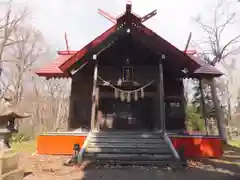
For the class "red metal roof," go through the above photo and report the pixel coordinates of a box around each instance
[57,2,200,72]
[57,50,78,55]
[35,3,223,78]
[35,50,223,78]
[35,54,74,77]
[59,25,117,71]
[189,54,223,77]
[58,24,201,72]
[194,65,223,76]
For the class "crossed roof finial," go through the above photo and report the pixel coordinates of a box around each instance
[98,1,157,24]
[126,0,132,13]
[126,0,132,5]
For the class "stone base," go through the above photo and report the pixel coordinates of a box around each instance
[0,149,23,180]
[1,168,24,180]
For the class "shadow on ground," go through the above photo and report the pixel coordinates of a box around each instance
[19,145,240,180]
[83,145,240,180]
[83,165,239,180]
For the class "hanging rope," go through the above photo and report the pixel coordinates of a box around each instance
[98,76,154,102]
[97,76,154,93]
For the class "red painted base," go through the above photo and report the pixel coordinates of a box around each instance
[170,135,223,158]
[36,134,87,155]
[36,134,223,158]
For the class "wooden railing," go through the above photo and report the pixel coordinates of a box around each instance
[77,132,92,163]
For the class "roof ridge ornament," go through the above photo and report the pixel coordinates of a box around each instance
[141,9,157,23]
[98,9,116,24]
[98,1,157,24]
[126,0,132,5]
[183,32,192,54]
[64,32,70,53]
[126,0,132,13]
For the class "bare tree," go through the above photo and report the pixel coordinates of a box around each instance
[5,25,44,105]
[221,58,236,124]
[183,79,192,104]
[0,1,71,136]
[194,0,240,143]
[0,0,27,98]
[26,77,70,134]
[45,78,70,131]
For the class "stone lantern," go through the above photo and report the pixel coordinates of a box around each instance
[0,97,29,149]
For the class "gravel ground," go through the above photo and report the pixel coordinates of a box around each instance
[20,145,240,180]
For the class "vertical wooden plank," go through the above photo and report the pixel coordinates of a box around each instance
[96,87,100,107]
[90,59,98,130]
[199,78,208,135]
[95,87,100,130]
[181,79,187,131]
[159,55,166,132]
[67,82,75,130]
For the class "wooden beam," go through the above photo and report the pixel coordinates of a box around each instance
[199,78,208,135]
[95,87,100,130]
[70,61,88,75]
[141,9,157,23]
[64,32,70,52]
[126,0,132,13]
[90,56,98,130]
[184,32,192,54]
[159,54,166,132]
[66,25,125,75]
[98,9,116,24]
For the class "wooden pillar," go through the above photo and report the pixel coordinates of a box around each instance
[159,54,166,133]
[181,80,187,131]
[95,87,100,130]
[90,55,98,130]
[199,78,208,135]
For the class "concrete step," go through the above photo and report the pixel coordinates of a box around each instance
[86,147,171,154]
[91,133,163,139]
[93,160,175,166]
[93,131,163,135]
[88,142,168,149]
[86,153,173,160]
[89,138,165,144]
[83,131,177,167]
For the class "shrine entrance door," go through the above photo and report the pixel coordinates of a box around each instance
[98,98,154,131]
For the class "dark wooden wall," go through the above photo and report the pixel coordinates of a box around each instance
[164,77,186,131]
[98,66,158,85]
[68,64,94,130]
[68,63,185,131]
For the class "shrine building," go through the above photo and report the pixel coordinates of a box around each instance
[35,2,223,164]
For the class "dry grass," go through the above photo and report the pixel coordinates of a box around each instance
[229,140,240,148]
[11,140,36,153]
